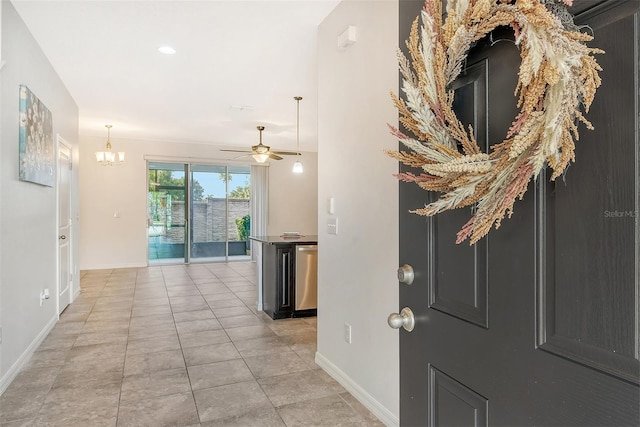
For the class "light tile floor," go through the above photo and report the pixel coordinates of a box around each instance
[0,262,384,426]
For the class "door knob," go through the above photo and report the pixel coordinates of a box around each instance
[59,235,66,240]
[387,307,415,332]
[397,264,414,285]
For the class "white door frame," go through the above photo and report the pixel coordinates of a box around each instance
[56,135,73,316]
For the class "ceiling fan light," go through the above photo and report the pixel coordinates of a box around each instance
[292,160,303,174]
[252,153,269,163]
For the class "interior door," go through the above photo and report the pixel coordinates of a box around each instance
[57,138,72,314]
[397,1,640,425]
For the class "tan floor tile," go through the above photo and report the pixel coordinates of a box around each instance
[54,355,124,386]
[124,349,185,376]
[128,322,176,340]
[243,351,311,379]
[193,380,272,423]
[178,329,230,349]
[131,304,172,317]
[172,309,215,323]
[171,301,210,313]
[0,388,48,423]
[4,366,60,394]
[116,392,199,427]
[36,380,121,425]
[120,368,191,402]
[3,263,381,427]
[183,342,241,366]
[211,306,253,318]
[188,359,253,390]
[206,298,246,309]
[128,313,175,328]
[66,342,127,363]
[131,297,170,308]
[25,349,69,369]
[175,319,222,334]
[126,333,181,355]
[73,331,129,347]
[233,336,291,358]
[37,334,77,351]
[276,394,369,427]
[225,325,276,342]
[217,314,262,329]
[200,407,285,427]
[339,392,386,427]
[258,370,345,407]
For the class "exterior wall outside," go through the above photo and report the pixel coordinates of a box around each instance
[0,0,79,388]
[163,198,250,242]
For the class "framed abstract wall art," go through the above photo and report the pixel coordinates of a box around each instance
[19,84,54,187]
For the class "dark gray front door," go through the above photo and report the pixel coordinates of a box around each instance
[397,1,640,425]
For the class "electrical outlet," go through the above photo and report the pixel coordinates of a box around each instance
[344,323,352,344]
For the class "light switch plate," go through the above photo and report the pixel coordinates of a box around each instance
[327,218,338,235]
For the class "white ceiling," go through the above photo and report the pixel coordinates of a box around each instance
[10,0,340,153]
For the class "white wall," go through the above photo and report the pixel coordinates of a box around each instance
[0,0,79,389]
[267,151,318,236]
[316,0,399,425]
[79,137,318,269]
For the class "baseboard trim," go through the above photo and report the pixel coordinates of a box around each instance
[0,315,58,394]
[79,261,147,271]
[315,351,399,427]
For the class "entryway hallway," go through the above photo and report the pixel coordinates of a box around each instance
[0,262,383,426]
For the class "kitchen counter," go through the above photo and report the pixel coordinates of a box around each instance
[250,235,318,319]
[250,235,318,245]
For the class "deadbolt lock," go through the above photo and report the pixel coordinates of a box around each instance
[397,264,414,285]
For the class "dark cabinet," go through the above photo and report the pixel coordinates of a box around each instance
[262,242,317,320]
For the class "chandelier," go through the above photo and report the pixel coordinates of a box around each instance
[95,124,124,166]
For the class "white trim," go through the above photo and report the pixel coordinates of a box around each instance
[0,316,57,394]
[315,351,399,427]
[143,154,270,167]
[80,261,147,271]
[56,135,74,316]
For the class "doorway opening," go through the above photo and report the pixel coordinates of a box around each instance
[147,162,251,265]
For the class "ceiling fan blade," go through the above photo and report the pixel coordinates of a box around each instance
[271,150,299,156]
[220,149,252,153]
[268,153,283,160]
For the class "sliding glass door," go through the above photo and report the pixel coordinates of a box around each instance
[225,166,251,260]
[148,162,251,264]
[147,163,188,264]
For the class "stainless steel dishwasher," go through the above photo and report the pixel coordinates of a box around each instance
[295,245,317,310]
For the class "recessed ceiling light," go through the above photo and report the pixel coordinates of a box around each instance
[158,46,176,55]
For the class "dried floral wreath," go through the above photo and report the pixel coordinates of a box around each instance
[385,0,603,244]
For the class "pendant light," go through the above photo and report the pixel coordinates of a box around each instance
[292,96,303,174]
[95,124,125,166]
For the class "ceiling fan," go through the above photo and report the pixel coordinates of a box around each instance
[221,125,298,163]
